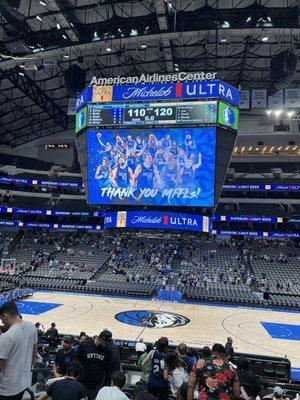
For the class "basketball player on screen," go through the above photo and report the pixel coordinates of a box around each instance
[110,157,134,188]
[180,151,202,189]
[94,158,111,187]
[134,153,161,189]
[160,154,181,189]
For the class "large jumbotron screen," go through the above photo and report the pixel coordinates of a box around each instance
[86,127,216,207]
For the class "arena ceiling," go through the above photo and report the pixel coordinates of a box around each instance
[0,0,299,147]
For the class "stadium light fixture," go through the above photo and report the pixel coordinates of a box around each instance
[246,17,251,22]
[293,146,297,150]
[262,36,269,42]
[274,110,282,117]
[106,47,112,52]
[62,34,67,39]
[286,111,295,118]
[220,21,230,28]
[130,29,138,36]
[140,44,147,49]
[266,110,272,115]
[56,22,61,30]
[39,1,46,6]
[220,38,227,42]
[18,71,24,76]
[36,15,43,22]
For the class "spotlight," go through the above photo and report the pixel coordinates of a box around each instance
[220,21,230,28]
[62,34,67,39]
[140,44,147,49]
[39,1,46,5]
[106,47,112,52]
[274,110,282,117]
[286,111,295,118]
[56,22,61,30]
[266,110,272,115]
[246,16,251,22]
[262,36,269,42]
[220,38,227,43]
[36,15,43,22]
[18,72,24,76]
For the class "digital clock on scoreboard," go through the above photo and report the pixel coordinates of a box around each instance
[87,101,217,127]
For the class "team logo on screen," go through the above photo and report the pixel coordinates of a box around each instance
[222,106,235,126]
[115,310,190,328]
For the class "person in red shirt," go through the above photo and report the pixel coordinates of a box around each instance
[187,343,240,400]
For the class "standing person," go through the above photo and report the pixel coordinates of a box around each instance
[0,301,38,400]
[101,330,121,373]
[164,352,189,399]
[236,357,260,400]
[37,363,87,400]
[225,337,234,359]
[138,343,153,390]
[187,343,240,400]
[78,330,113,400]
[95,371,129,400]
[177,343,195,374]
[46,322,59,346]
[141,337,169,400]
[136,338,147,357]
[53,336,77,377]
[35,322,45,344]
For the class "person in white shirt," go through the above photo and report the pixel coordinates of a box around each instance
[164,352,188,399]
[0,301,38,400]
[95,371,129,400]
[135,338,147,356]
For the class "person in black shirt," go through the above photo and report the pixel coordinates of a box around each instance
[78,330,113,400]
[225,337,234,359]
[46,322,59,346]
[37,363,87,400]
[101,330,121,372]
[54,336,77,377]
[236,357,261,399]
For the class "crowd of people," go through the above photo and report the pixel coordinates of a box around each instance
[0,300,294,400]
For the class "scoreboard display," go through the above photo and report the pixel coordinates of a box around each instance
[87,101,217,127]
[75,80,239,213]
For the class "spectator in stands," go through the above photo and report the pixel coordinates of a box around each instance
[95,371,129,400]
[2,191,11,204]
[164,352,189,399]
[187,343,240,400]
[102,330,121,372]
[37,362,87,400]
[0,301,38,400]
[136,338,147,357]
[138,343,154,390]
[201,346,212,359]
[177,343,195,373]
[263,386,284,400]
[46,322,59,346]
[78,330,113,400]
[54,336,77,377]
[141,336,169,400]
[236,357,260,400]
[35,322,45,343]
[225,337,234,359]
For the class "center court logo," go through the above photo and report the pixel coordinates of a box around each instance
[115,310,190,329]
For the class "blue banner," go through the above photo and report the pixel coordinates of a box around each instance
[103,212,118,228]
[112,81,239,107]
[213,215,278,223]
[124,211,211,233]
[76,86,93,111]
[214,229,300,238]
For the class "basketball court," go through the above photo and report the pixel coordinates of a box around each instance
[17,291,300,372]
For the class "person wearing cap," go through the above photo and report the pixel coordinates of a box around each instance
[77,330,113,400]
[102,330,121,373]
[53,336,77,378]
[263,386,284,400]
[187,343,240,400]
[0,301,38,400]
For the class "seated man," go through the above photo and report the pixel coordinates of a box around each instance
[95,371,129,400]
[37,363,86,400]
